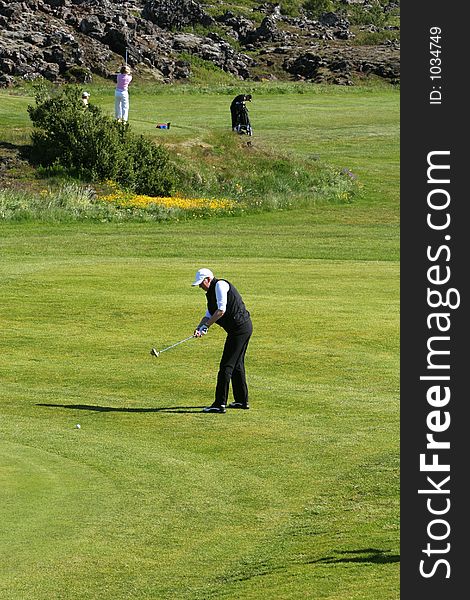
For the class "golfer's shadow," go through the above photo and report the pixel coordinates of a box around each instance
[311,548,400,565]
[37,403,206,414]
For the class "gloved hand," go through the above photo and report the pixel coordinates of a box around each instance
[194,324,208,337]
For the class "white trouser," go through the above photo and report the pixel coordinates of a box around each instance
[115,90,129,121]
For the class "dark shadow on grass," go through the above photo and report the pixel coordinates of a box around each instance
[0,141,32,160]
[212,548,399,586]
[310,548,400,565]
[37,403,207,414]
[0,141,21,151]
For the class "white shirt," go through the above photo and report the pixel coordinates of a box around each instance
[205,280,230,317]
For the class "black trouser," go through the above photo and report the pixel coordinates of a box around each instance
[230,104,238,128]
[215,320,252,407]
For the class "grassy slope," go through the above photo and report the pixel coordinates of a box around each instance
[0,84,399,599]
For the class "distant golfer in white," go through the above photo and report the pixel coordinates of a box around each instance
[81,91,90,107]
[114,65,133,122]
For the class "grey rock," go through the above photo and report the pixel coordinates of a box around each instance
[142,0,213,30]
[0,0,400,85]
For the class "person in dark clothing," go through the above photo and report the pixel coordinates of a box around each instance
[230,94,253,135]
[192,268,253,414]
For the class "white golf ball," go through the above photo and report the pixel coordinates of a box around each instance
[75,424,81,429]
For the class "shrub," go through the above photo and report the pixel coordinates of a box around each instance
[124,135,176,196]
[27,85,175,196]
[347,2,388,27]
[63,66,93,83]
[352,29,399,46]
[278,1,301,17]
[302,0,333,18]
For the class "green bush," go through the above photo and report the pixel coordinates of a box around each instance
[347,2,388,27]
[63,66,93,83]
[278,0,302,17]
[302,0,333,18]
[124,135,176,197]
[352,29,399,46]
[27,85,175,196]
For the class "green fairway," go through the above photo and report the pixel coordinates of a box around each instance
[0,84,399,599]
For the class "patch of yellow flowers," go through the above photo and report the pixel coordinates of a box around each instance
[99,184,234,212]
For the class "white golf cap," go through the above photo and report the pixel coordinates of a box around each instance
[191,268,214,286]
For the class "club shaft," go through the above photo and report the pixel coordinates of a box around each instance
[158,335,194,354]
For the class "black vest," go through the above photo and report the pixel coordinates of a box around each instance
[206,278,251,332]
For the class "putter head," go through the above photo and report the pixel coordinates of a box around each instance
[150,348,160,358]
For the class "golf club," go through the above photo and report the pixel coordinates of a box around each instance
[124,22,128,65]
[150,335,195,358]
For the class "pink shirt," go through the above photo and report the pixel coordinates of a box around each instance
[116,73,132,92]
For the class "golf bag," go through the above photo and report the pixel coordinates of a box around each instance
[230,95,253,136]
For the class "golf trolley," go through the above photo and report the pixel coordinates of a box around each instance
[231,95,253,136]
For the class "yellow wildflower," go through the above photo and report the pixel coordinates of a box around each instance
[98,191,235,211]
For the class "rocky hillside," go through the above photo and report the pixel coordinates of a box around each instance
[0,0,399,87]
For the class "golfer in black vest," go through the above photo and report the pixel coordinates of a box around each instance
[192,268,252,413]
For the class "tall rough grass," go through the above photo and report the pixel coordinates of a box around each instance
[171,131,361,209]
[1,116,360,223]
[0,185,109,222]
[0,159,359,223]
